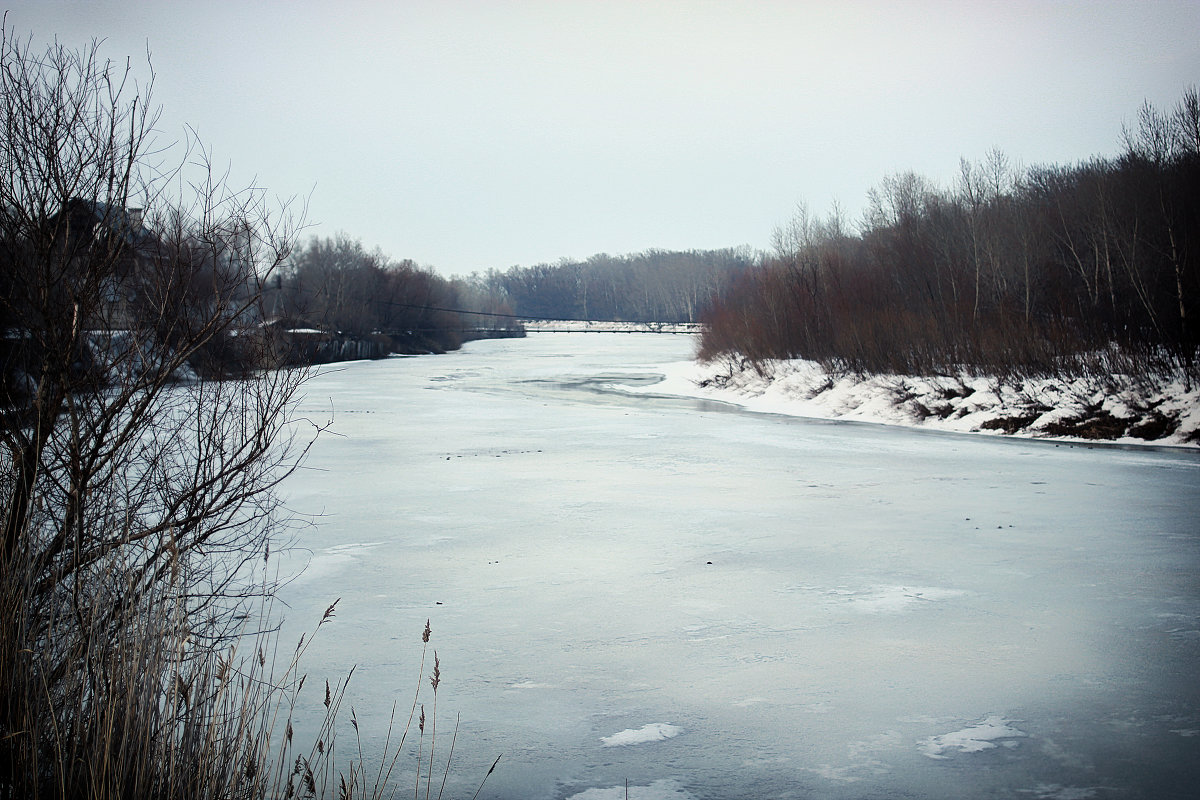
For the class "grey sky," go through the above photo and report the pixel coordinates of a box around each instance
[6,1,1199,276]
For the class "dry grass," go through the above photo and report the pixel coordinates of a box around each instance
[0,551,499,800]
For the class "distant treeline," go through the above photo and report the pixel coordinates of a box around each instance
[701,89,1200,383]
[470,248,756,323]
[264,234,522,359]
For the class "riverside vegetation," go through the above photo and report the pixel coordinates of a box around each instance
[0,26,498,799]
[696,90,1200,442]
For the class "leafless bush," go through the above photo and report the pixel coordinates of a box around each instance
[0,26,503,799]
[0,23,329,798]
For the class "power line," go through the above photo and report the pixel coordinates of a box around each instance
[273,285,693,325]
[383,301,693,326]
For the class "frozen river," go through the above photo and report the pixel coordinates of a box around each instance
[276,333,1200,800]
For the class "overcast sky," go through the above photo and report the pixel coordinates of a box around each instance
[7,1,1199,275]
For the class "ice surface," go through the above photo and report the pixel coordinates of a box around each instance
[565,779,696,800]
[276,333,1200,799]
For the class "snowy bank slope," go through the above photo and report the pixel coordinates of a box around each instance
[629,358,1200,448]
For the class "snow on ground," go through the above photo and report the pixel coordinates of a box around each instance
[627,356,1200,447]
[522,320,703,334]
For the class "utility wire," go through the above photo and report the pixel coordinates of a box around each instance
[272,284,694,325]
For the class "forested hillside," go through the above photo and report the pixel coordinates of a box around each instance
[700,90,1200,385]
[474,248,755,322]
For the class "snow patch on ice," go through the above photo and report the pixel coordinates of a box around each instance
[804,731,903,783]
[791,584,965,614]
[846,585,965,613]
[802,701,836,714]
[807,763,865,783]
[601,723,682,746]
[289,541,384,584]
[918,715,1028,759]
[1025,784,1101,799]
[565,778,696,800]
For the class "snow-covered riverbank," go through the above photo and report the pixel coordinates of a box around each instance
[632,356,1200,448]
[522,320,703,334]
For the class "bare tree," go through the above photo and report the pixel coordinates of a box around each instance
[1122,95,1197,369]
[1173,86,1200,157]
[0,24,311,796]
[703,90,1200,387]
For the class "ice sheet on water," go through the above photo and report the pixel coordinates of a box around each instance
[276,334,1200,797]
[918,715,1028,759]
[600,723,682,746]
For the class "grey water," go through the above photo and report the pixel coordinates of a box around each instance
[276,332,1200,800]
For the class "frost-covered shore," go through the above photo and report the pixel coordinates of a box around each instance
[632,357,1200,448]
